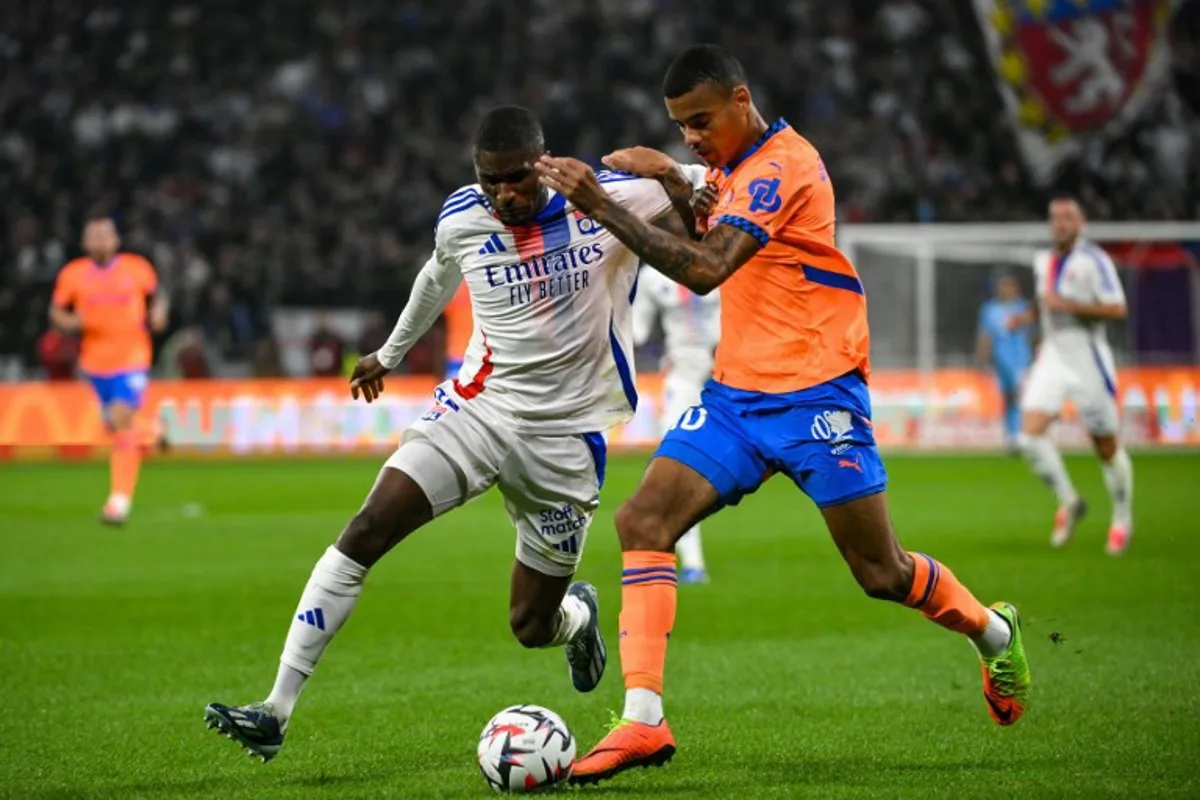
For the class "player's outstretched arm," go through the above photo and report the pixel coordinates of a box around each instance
[352,250,461,403]
[148,294,170,332]
[1044,294,1126,321]
[536,156,760,295]
[48,303,82,333]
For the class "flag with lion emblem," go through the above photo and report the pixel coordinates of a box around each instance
[972,0,1179,184]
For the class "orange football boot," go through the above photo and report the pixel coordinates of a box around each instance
[570,718,676,786]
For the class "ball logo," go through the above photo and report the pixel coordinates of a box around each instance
[747,177,782,214]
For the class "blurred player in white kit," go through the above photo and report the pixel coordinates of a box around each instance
[632,268,720,583]
[1015,197,1134,555]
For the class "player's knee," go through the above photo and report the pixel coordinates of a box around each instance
[1093,436,1118,462]
[852,552,914,603]
[107,403,135,430]
[509,606,554,649]
[1021,413,1050,437]
[613,499,673,553]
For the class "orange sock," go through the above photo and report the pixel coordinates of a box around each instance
[619,551,678,695]
[904,552,990,637]
[110,429,142,500]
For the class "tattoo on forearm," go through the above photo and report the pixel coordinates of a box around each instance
[658,169,698,238]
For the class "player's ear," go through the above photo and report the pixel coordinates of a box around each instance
[732,85,752,112]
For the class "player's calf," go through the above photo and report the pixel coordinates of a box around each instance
[843,544,914,603]
[509,602,561,648]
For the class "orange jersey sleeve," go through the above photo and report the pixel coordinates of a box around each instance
[707,122,870,394]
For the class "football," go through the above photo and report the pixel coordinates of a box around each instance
[476,704,576,793]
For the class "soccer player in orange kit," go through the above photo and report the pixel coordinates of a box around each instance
[50,214,168,525]
[535,44,1033,785]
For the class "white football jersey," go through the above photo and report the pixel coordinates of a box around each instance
[434,172,674,435]
[1032,239,1125,357]
[631,267,720,384]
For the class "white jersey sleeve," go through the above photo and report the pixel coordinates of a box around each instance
[377,240,463,369]
[596,170,673,221]
[677,163,710,189]
[1078,244,1126,306]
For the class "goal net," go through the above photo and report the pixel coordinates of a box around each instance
[838,222,1200,450]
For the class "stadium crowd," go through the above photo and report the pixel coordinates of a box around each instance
[2,0,1197,377]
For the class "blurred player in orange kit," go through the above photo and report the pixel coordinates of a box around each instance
[536,44,1033,785]
[49,213,169,525]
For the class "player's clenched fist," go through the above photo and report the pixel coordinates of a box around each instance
[691,183,719,234]
[535,156,608,215]
[349,352,388,403]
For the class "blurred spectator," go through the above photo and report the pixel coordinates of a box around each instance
[0,0,1195,376]
[36,328,78,381]
[307,315,345,377]
[356,311,389,357]
[159,327,215,378]
[253,336,286,378]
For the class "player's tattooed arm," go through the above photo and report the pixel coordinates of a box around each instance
[536,155,759,294]
[657,166,701,239]
[638,217,758,292]
[602,147,704,239]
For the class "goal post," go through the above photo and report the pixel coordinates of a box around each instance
[837,222,1200,449]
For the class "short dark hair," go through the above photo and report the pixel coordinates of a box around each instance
[473,105,544,154]
[84,206,114,224]
[662,44,747,99]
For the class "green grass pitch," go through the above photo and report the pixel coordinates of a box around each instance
[2,452,1199,799]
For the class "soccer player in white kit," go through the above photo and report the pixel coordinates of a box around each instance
[1016,197,1134,555]
[631,268,720,582]
[203,106,705,762]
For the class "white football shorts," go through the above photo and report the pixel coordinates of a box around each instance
[384,382,605,577]
[1021,341,1120,435]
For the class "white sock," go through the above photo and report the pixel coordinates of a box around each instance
[107,494,131,514]
[547,592,591,647]
[623,687,664,725]
[266,545,368,725]
[676,526,706,572]
[970,609,1013,658]
[1020,433,1078,507]
[1102,448,1134,528]
[265,663,306,727]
